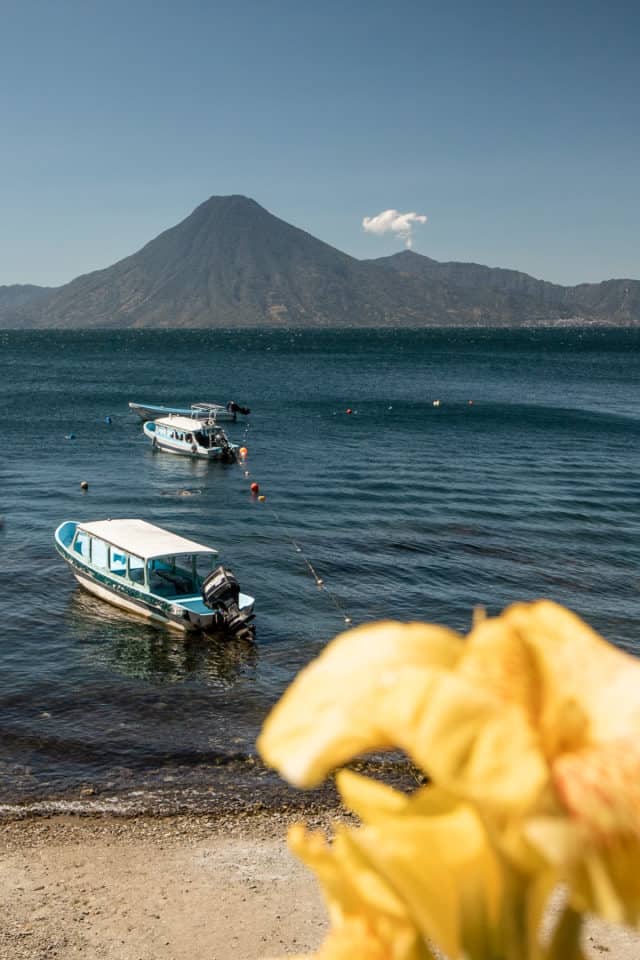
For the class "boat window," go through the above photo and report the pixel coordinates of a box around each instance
[195,554,215,584]
[109,548,128,577]
[148,556,175,593]
[91,538,109,569]
[174,555,196,592]
[147,555,194,595]
[74,530,91,559]
[128,554,145,585]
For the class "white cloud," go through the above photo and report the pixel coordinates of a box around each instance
[362,209,428,249]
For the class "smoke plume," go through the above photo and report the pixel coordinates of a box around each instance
[362,209,428,249]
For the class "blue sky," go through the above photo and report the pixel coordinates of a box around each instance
[1,0,638,286]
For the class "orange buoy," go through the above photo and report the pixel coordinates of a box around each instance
[239,446,248,457]
[250,482,260,494]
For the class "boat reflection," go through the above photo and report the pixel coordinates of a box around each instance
[143,441,240,481]
[66,590,257,685]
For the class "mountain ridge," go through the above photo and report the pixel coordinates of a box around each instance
[2,197,638,328]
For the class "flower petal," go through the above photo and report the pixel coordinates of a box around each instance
[332,772,506,959]
[258,621,463,787]
[345,795,502,958]
[289,823,431,960]
[501,601,640,754]
[336,769,457,824]
[395,671,548,815]
[524,815,640,927]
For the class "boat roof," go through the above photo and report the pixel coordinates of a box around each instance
[153,415,219,430]
[77,519,218,560]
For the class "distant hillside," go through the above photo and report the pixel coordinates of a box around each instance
[1,197,638,328]
[374,250,640,325]
[0,284,52,312]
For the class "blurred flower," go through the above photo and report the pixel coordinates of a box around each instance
[284,771,505,960]
[259,602,640,926]
[287,820,427,960]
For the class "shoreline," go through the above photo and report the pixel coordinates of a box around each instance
[1,810,640,960]
[0,756,420,822]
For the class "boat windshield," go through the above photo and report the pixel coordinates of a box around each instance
[147,554,216,595]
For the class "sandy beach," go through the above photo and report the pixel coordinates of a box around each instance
[0,812,329,960]
[1,812,640,960]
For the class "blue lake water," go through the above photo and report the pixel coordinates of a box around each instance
[1,327,639,814]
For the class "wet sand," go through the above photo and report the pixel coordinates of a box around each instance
[1,812,639,960]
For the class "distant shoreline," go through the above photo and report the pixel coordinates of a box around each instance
[2,321,639,331]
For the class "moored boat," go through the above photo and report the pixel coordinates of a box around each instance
[143,416,239,460]
[129,400,250,422]
[55,518,255,635]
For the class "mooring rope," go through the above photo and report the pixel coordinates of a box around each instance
[234,425,353,628]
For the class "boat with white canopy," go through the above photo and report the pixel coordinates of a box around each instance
[143,416,239,460]
[55,518,255,635]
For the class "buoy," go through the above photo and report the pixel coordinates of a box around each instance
[346,408,353,415]
[258,494,266,502]
[239,446,248,458]
[250,482,260,494]
[468,400,474,405]
[80,480,89,490]
[432,400,441,407]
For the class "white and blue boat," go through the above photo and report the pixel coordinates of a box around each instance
[143,415,239,460]
[55,518,255,635]
[129,400,250,422]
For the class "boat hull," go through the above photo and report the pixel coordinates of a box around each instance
[73,570,189,630]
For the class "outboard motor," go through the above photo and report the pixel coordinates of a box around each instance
[201,565,254,636]
[226,400,251,416]
[214,429,237,462]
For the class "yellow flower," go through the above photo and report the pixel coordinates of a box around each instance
[335,772,505,960]
[258,602,640,925]
[287,772,503,960]
[257,619,548,813]
[286,817,431,960]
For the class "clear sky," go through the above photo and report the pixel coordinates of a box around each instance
[1,0,638,287]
